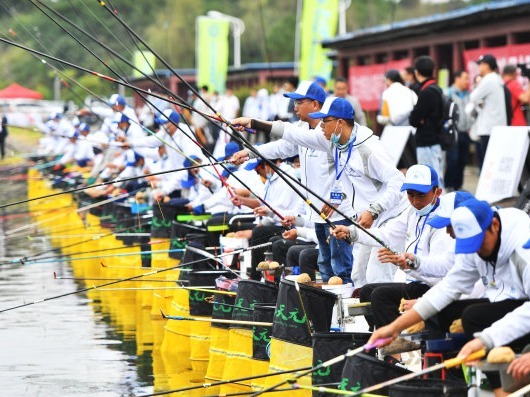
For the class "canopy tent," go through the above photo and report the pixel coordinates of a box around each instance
[0,83,43,99]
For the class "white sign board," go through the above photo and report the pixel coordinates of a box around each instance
[379,126,415,166]
[475,126,530,203]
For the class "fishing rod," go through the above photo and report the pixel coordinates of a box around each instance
[249,339,389,397]
[94,2,380,250]
[23,247,185,265]
[348,349,486,396]
[160,310,272,327]
[0,160,230,210]
[0,241,271,313]
[135,368,309,397]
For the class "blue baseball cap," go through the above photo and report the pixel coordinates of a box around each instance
[523,238,530,249]
[400,164,439,194]
[451,199,494,254]
[155,109,180,125]
[113,113,130,124]
[284,80,326,104]
[428,191,475,228]
[314,76,327,86]
[244,158,264,171]
[183,155,201,168]
[308,96,354,120]
[77,122,90,133]
[108,94,126,107]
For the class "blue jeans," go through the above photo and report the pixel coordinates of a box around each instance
[314,219,354,284]
[445,132,471,190]
[416,144,445,189]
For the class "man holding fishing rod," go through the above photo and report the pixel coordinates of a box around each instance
[231,94,408,286]
[365,198,530,396]
[230,81,357,284]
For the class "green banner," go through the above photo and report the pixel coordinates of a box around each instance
[132,50,156,78]
[196,16,230,93]
[299,0,339,83]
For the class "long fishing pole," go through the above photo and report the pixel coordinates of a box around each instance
[0,241,269,313]
[249,339,390,397]
[0,160,229,210]
[160,311,273,327]
[93,1,334,227]
[135,367,312,397]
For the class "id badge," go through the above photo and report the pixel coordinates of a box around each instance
[330,184,343,206]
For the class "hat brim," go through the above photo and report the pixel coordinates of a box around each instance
[400,183,433,193]
[308,111,327,119]
[427,215,451,229]
[455,231,485,254]
[244,161,262,171]
[283,92,307,100]
[523,238,530,249]
[155,117,170,124]
[181,178,195,189]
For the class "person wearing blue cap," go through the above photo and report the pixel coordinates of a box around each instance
[368,198,530,395]
[108,93,139,124]
[230,81,357,284]
[333,165,456,355]
[123,108,204,200]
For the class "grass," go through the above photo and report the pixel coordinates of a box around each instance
[0,126,42,166]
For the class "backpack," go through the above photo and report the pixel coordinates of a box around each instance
[427,85,460,150]
[503,83,513,125]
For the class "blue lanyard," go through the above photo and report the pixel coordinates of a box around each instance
[334,143,354,181]
[264,177,272,201]
[413,200,440,255]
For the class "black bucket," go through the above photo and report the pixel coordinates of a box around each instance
[272,280,337,347]
[389,379,468,397]
[232,280,278,330]
[211,291,237,330]
[311,332,371,395]
[177,233,216,284]
[252,304,276,361]
[188,270,230,316]
[151,203,179,238]
[114,203,134,246]
[168,220,198,260]
[339,353,411,395]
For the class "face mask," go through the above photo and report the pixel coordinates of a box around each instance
[161,154,168,161]
[293,168,301,180]
[331,122,357,152]
[414,194,436,216]
[329,122,342,146]
[265,172,273,180]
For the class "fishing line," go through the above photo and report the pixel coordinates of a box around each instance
[0,241,271,313]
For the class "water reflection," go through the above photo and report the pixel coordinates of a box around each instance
[0,168,153,397]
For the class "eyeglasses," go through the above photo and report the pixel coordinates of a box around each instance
[321,117,337,125]
[294,99,312,106]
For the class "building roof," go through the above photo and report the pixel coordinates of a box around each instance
[323,0,530,49]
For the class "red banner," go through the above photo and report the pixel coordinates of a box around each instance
[348,59,411,112]
[463,43,530,89]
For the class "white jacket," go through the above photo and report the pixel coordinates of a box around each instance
[275,121,409,223]
[353,202,454,287]
[414,208,530,348]
[251,121,356,223]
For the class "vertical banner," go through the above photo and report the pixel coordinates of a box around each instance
[196,16,230,93]
[132,50,156,78]
[299,0,339,82]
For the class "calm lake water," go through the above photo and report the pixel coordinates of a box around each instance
[0,166,153,397]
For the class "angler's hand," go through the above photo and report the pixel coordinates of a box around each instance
[331,225,350,240]
[201,179,213,188]
[230,195,243,207]
[253,206,270,217]
[230,117,252,131]
[281,215,295,228]
[399,299,417,312]
[367,324,400,348]
[357,210,375,228]
[321,203,335,218]
[457,338,485,361]
[282,228,298,240]
[230,149,250,165]
[508,351,530,381]
[378,249,414,269]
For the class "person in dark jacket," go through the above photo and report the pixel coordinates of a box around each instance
[0,114,8,159]
[409,56,444,188]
